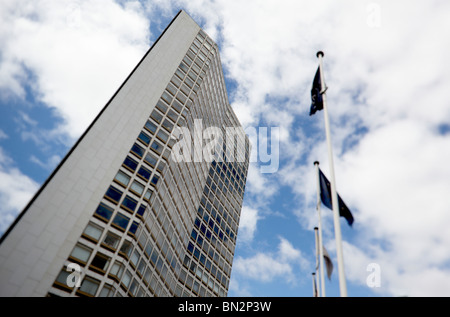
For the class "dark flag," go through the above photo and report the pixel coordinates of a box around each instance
[318,168,354,226]
[312,273,318,297]
[322,246,334,280]
[310,67,323,116]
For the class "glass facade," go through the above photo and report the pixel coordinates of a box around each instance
[49,29,249,297]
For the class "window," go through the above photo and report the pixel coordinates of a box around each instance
[162,149,170,161]
[131,143,145,158]
[137,258,146,276]
[150,110,163,124]
[69,244,92,265]
[82,222,103,242]
[187,242,194,254]
[143,267,152,285]
[175,69,185,80]
[112,212,130,231]
[89,252,111,274]
[151,175,159,186]
[161,119,174,132]
[156,129,169,143]
[137,165,151,181]
[187,70,197,83]
[167,109,178,122]
[53,269,72,291]
[121,270,132,289]
[128,221,139,237]
[101,231,120,251]
[136,204,146,218]
[145,120,157,134]
[180,84,190,97]
[130,250,140,268]
[171,74,182,87]
[99,284,115,297]
[167,83,177,96]
[178,117,186,127]
[161,91,173,104]
[121,195,138,213]
[138,131,151,145]
[172,99,183,113]
[138,230,147,249]
[123,156,138,172]
[185,76,194,88]
[190,43,199,54]
[114,170,130,187]
[104,185,123,204]
[78,277,100,297]
[144,241,153,258]
[144,152,158,167]
[119,240,133,258]
[191,62,200,74]
[129,279,138,296]
[143,189,153,202]
[155,100,168,114]
[183,55,192,66]
[130,181,144,196]
[150,140,163,155]
[94,203,114,222]
[156,161,166,173]
[194,247,200,259]
[179,62,189,73]
[109,261,124,281]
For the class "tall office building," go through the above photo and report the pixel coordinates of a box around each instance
[0,10,250,297]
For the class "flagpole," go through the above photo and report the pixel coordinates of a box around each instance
[313,227,322,297]
[316,51,348,297]
[314,162,326,297]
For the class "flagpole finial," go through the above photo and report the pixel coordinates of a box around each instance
[316,51,324,58]
[314,161,320,166]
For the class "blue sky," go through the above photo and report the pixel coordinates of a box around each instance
[2,0,450,297]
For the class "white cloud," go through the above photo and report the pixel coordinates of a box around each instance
[0,130,8,140]
[0,0,150,140]
[336,118,450,296]
[0,148,39,235]
[237,205,261,243]
[233,237,309,285]
[245,163,278,198]
[30,154,62,171]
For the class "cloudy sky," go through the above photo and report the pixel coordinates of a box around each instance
[1,0,450,297]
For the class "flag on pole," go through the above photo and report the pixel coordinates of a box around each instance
[312,273,318,297]
[318,167,354,226]
[322,246,334,280]
[316,226,334,281]
[309,67,323,116]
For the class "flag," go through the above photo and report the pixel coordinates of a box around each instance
[318,168,354,226]
[312,273,318,297]
[322,246,334,280]
[309,67,323,116]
